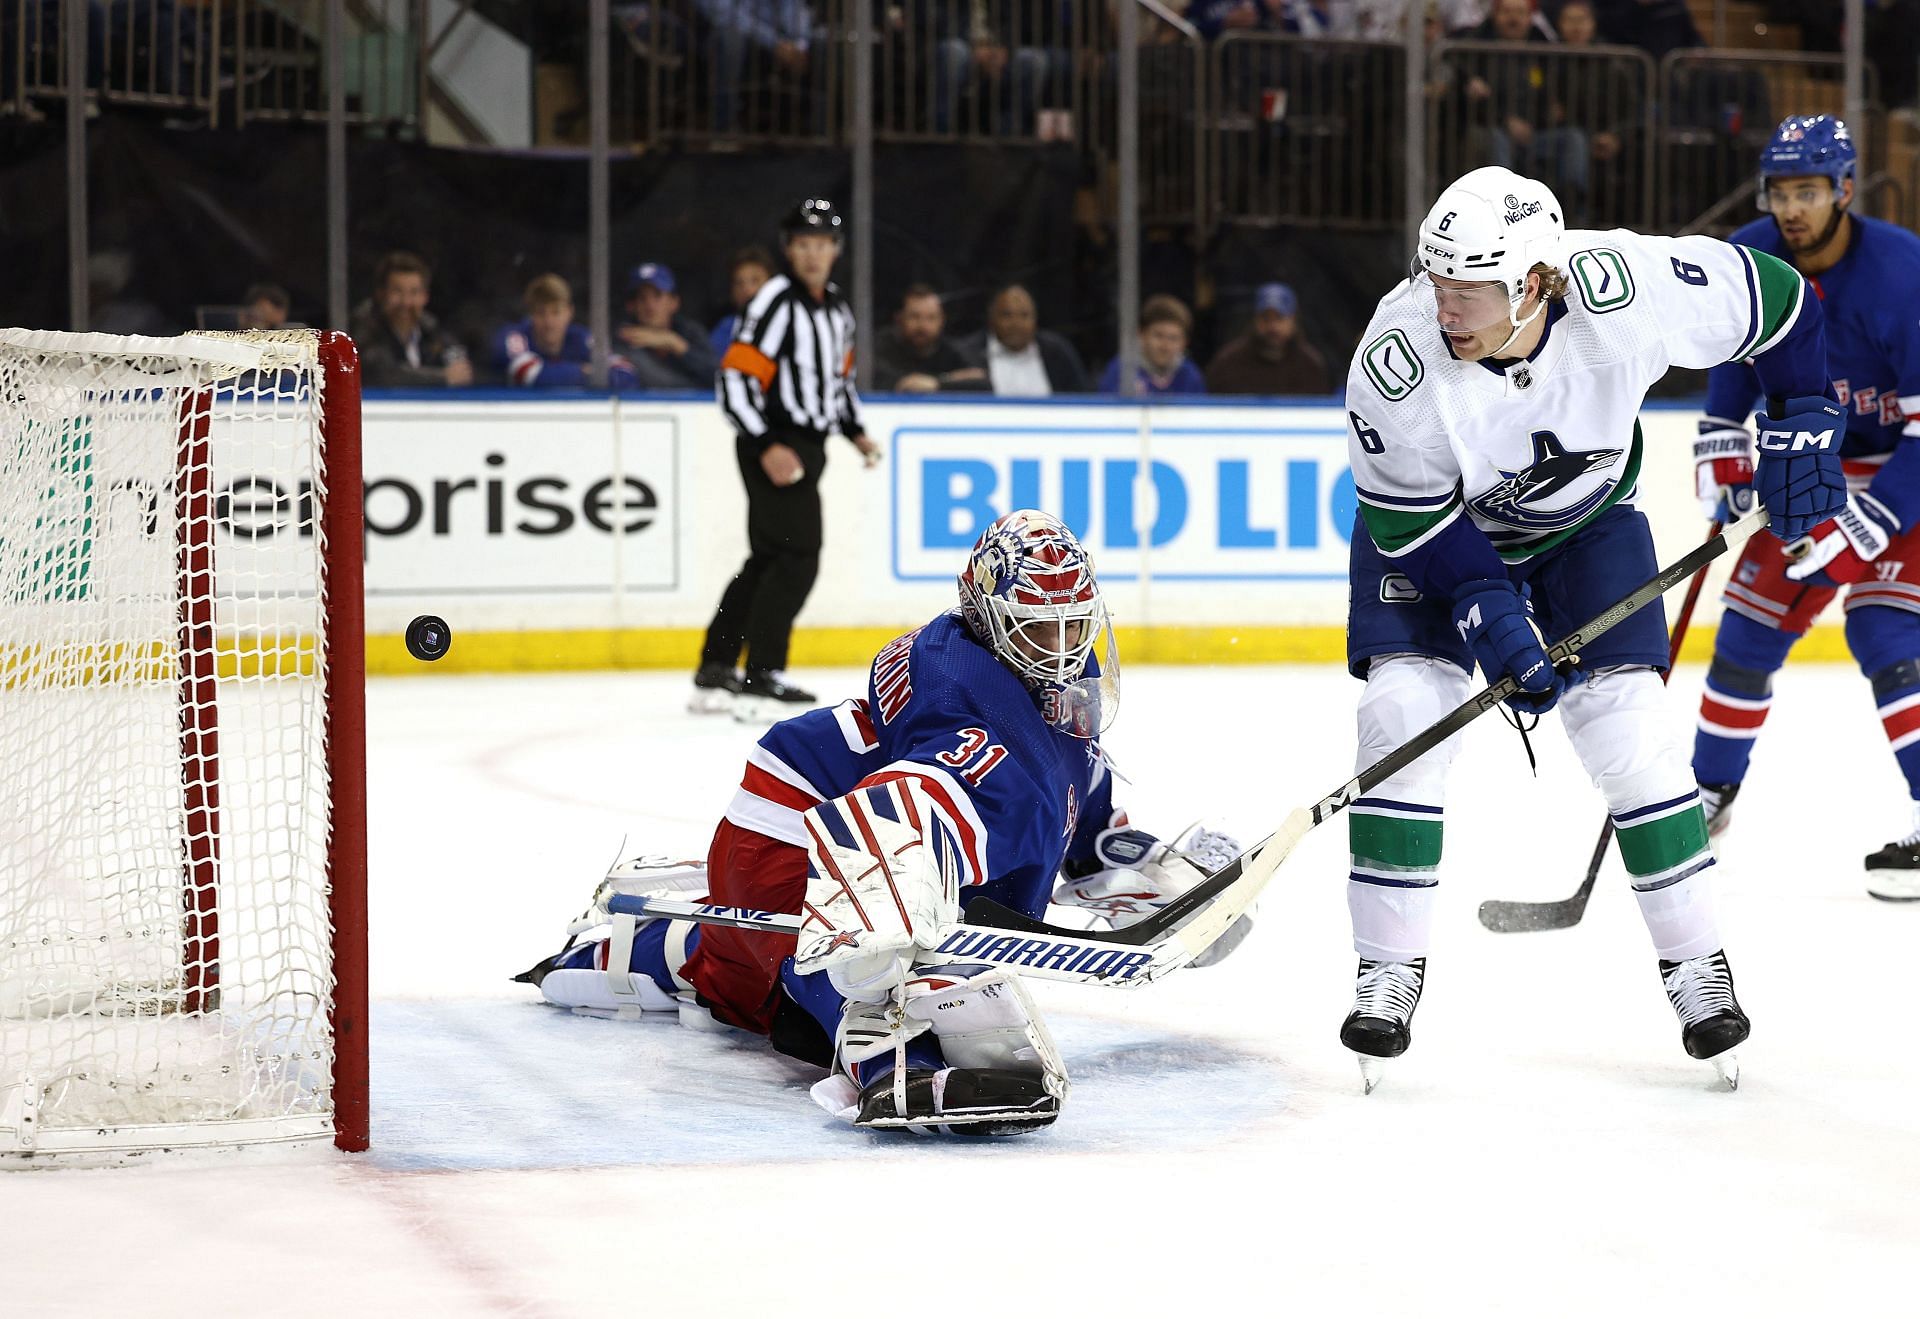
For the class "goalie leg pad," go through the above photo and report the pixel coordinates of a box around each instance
[812,965,1070,1136]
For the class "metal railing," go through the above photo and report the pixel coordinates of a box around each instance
[1210,34,1405,231]
[1656,50,1880,234]
[1425,40,1655,232]
[4,0,422,129]
[6,0,220,114]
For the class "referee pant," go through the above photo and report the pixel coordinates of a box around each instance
[700,432,827,673]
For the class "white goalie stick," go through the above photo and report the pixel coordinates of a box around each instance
[614,510,1768,989]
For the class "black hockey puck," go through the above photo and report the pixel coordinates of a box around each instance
[405,615,452,662]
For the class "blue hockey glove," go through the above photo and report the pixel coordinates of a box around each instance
[1753,394,1846,541]
[1451,579,1566,714]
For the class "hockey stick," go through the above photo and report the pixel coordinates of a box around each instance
[959,508,1772,959]
[1476,518,1724,934]
[615,512,1767,989]
[601,892,1185,989]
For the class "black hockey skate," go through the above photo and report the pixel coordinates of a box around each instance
[1339,957,1427,1094]
[854,1067,1060,1137]
[687,663,743,714]
[1865,834,1920,902]
[1659,950,1749,1088]
[1698,782,1740,840]
[734,670,819,723]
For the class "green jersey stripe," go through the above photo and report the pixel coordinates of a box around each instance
[1746,248,1807,360]
[1360,496,1463,557]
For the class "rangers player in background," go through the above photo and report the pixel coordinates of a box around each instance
[1689,116,1920,902]
[1339,165,1844,1087]
[520,511,1244,1135]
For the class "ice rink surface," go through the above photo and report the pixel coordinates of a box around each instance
[9,660,1920,1316]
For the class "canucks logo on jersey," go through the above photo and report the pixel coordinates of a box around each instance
[1467,430,1624,533]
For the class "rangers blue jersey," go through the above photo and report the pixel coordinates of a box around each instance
[1707,215,1920,517]
[491,319,638,389]
[724,612,1116,921]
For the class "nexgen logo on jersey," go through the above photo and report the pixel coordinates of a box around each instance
[1757,427,1838,451]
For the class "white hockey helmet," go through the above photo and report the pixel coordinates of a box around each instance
[1415,166,1565,304]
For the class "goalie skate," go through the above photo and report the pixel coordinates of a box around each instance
[853,1067,1060,1136]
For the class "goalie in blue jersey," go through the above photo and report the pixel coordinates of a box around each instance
[518,510,1246,1135]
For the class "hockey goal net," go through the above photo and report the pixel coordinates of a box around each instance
[0,328,366,1160]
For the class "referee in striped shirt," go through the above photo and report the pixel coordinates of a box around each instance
[693,198,882,717]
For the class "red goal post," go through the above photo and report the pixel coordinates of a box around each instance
[0,328,366,1161]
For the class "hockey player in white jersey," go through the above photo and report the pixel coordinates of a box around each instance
[1339,165,1846,1088]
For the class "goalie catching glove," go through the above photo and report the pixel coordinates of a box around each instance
[794,778,964,1002]
[1052,820,1254,968]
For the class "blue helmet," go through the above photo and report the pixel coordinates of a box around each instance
[1758,115,1856,196]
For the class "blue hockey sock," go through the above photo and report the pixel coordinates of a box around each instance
[1868,662,1920,801]
[1849,610,1920,803]
[1693,615,1794,785]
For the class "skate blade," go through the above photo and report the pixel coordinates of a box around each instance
[1357,1055,1385,1095]
[1711,1052,1740,1091]
[1865,873,1920,901]
[687,689,735,715]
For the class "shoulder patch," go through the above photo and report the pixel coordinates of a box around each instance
[1361,328,1425,401]
[1569,248,1636,314]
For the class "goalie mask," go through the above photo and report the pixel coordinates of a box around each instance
[1412,166,1564,358]
[957,509,1120,738]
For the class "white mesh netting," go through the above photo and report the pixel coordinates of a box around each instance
[0,329,346,1158]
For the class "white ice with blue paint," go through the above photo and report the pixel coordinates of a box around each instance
[8,663,1919,1316]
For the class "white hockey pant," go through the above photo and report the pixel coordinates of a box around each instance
[1560,667,1722,961]
[1347,655,1471,963]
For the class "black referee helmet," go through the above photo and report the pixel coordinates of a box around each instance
[781,198,844,243]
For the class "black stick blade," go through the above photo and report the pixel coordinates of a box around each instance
[1476,895,1592,933]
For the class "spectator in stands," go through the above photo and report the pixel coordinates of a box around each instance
[710,247,777,359]
[1100,295,1206,396]
[962,284,1090,396]
[1591,0,1700,61]
[1184,1,1280,39]
[933,0,1062,134]
[871,284,989,392]
[242,284,291,330]
[699,0,821,135]
[1553,0,1644,220]
[352,252,473,389]
[1204,283,1331,396]
[617,262,717,390]
[493,274,638,390]
[1458,0,1590,220]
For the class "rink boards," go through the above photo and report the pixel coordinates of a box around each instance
[196,391,1850,672]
